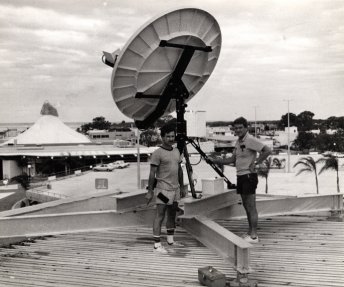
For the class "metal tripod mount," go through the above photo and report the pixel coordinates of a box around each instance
[135,40,235,198]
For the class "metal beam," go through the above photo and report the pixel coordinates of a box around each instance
[180,216,252,274]
[181,190,240,217]
[209,193,344,220]
[0,190,120,217]
[112,190,148,211]
[0,208,155,244]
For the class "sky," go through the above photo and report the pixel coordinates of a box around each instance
[1,0,344,124]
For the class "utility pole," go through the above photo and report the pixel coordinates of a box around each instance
[283,99,292,173]
[287,101,290,173]
[136,129,141,189]
[254,106,257,137]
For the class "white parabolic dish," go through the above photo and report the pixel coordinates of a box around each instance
[111,8,222,122]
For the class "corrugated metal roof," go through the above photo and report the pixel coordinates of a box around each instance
[0,216,343,287]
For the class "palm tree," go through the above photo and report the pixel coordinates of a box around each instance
[257,157,272,194]
[318,155,341,193]
[293,156,320,194]
[272,157,286,169]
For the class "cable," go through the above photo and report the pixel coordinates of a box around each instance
[186,141,202,166]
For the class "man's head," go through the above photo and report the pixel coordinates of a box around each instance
[233,117,248,139]
[160,124,176,147]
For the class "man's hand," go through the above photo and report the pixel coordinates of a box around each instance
[250,161,264,173]
[206,156,216,164]
[249,162,266,172]
[180,187,187,198]
[145,190,154,205]
[249,162,256,173]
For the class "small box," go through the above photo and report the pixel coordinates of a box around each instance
[185,110,207,138]
[202,178,224,195]
[95,178,108,189]
[198,266,226,287]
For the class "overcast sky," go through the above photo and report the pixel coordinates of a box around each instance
[1,0,344,123]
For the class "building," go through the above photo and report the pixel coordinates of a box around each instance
[0,103,154,180]
[87,127,135,144]
[0,128,20,141]
[272,126,298,146]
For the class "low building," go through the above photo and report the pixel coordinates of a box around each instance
[88,128,135,144]
[207,126,234,137]
[0,128,20,140]
[270,126,298,146]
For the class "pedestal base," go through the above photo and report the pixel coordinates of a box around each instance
[227,273,258,287]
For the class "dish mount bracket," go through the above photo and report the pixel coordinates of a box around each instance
[135,41,235,198]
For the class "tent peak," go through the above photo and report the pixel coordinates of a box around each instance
[41,101,58,117]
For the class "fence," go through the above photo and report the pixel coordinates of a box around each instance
[26,168,89,203]
[26,186,69,203]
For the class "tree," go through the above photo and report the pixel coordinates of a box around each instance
[207,121,232,127]
[316,133,333,152]
[10,173,30,190]
[333,130,344,152]
[337,117,344,130]
[110,120,133,130]
[293,156,320,194]
[90,116,111,130]
[140,128,161,147]
[318,155,341,193]
[257,157,272,194]
[323,116,344,130]
[297,111,314,131]
[272,157,286,169]
[293,132,316,151]
[80,116,111,134]
[278,113,298,129]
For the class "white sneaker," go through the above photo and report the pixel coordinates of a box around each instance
[153,245,168,254]
[242,234,259,244]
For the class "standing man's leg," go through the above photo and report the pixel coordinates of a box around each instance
[241,193,258,239]
[153,204,167,252]
[166,203,177,245]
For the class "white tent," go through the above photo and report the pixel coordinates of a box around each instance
[3,115,90,145]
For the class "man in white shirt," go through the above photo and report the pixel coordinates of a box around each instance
[211,117,271,243]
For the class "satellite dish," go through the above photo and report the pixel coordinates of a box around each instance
[104,8,233,197]
[108,7,222,128]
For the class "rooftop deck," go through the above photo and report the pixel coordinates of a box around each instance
[0,216,343,287]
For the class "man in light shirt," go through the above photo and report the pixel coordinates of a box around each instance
[211,117,271,243]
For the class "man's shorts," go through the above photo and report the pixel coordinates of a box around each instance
[155,188,180,205]
[236,173,258,194]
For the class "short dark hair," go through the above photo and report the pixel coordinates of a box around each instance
[160,123,176,137]
[233,117,248,128]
